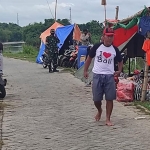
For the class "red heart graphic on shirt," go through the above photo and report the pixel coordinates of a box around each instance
[103,52,111,58]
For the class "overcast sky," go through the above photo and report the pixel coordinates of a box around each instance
[0,0,150,27]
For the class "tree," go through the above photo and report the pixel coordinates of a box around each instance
[0,18,104,45]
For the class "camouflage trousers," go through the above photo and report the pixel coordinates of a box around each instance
[48,52,58,68]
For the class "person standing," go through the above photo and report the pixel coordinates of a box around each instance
[84,27,123,126]
[45,29,60,73]
[80,29,91,46]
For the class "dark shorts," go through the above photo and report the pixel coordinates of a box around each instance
[92,73,116,101]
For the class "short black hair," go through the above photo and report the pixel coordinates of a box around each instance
[50,29,55,34]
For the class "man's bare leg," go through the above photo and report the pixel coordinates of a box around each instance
[106,100,114,126]
[94,101,102,121]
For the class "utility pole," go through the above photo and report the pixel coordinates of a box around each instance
[115,6,119,20]
[55,0,58,21]
[17,13,19,25]
[69,7,72,24]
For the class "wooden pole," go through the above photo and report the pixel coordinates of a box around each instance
[101,0,107,26]
[115,6,119,20]
[141,55,149,101]
[104,5,106,22]
[55,0,58,21]
[129,58,131,76]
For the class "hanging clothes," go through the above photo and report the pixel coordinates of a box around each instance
[139,16,150,36]
[142,39,150,65]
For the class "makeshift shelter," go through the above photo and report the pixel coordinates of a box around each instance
[75,6,150,83]
[40,22,63,44]
[36,23,81,64]
[107,7,150,56]
[36,22,63,64]
[55,23,81,55]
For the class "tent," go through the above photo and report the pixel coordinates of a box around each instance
[36,22,63,64]
[55,23,81,55]
[75,6,150,83]
[107,7,150,58]
[36,23,81,64]
[40,21,63,44]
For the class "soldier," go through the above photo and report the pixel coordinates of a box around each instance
[45,29,60,73]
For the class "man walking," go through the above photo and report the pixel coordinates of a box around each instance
[84,27,123,126]
[45,29,60,73]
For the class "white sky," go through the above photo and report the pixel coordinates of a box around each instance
[0,0,149,26]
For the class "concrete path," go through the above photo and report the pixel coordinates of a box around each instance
[1,57,150,150]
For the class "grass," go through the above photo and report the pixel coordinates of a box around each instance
[134,101,150,111]
[3,52,37,62]
[3,45,38,62]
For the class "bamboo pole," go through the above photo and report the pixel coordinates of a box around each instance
[104,5,106,22]
[108,7,149,25]
[115,6,119,20]
[141,55,149,102]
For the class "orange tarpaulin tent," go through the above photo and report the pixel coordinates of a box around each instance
[40,21,63,43]
[73,24,81,41]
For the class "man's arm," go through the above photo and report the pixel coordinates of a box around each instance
[84,56,92,73]
[84,43,100,78]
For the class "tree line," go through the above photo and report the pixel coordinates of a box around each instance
[0,18,104,48]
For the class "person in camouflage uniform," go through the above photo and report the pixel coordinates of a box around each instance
[45,29,60,73]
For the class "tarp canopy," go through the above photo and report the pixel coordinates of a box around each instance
[36,41,45,64]
[75,6,150,84]
[109,6,150,56]
[113,25,138,50]
[36,22,63,64]
[40,21,63,43]
[107,6,149,30]
[36,23,81,64]
[56,23,81,49]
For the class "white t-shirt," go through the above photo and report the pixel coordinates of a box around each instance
[89,43,122,74]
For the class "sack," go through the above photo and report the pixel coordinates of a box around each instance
[117,79,135,102]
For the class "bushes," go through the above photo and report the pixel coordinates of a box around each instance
[3,44,39,62]
[23,45,38,55]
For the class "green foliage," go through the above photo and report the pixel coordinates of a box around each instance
[123,58,144,73]
[23,45,38,55]
[134,101,150,111]
[0,23,22,42]
[0,18,104,46]
[3,45,38,62]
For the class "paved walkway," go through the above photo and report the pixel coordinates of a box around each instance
[2,57,150,150]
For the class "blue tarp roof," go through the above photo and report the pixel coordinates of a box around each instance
[56,24,74,49]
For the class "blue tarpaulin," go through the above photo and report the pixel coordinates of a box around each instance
[56,24,74,49]
[139,16,150,36]
[36,41,45,64]
[77,45,88,69]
